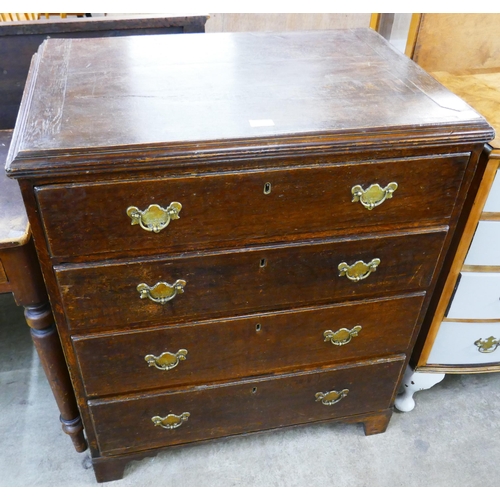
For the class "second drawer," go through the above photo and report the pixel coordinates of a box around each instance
[56,229,446,332]
[74,293,425,397]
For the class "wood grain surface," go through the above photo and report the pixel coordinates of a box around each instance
[73,293,425,396]
[55,229,446,332]
[6,29,493,178]
[88,356,405,456]
[35,154,469,260]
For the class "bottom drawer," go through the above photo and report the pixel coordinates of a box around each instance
[89,356,405,456]
[427,322,500,366]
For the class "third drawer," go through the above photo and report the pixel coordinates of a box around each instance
[73,293,425,397]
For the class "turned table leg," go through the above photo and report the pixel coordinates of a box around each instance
[0,238,87,452]
[26,303,87,452]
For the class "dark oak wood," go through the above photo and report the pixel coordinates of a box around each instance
[0,15,208,129]
[35,154,469,260]
[89,357,405,456]
[4,30,494,482]
[74,293,425,397]
[361,408,393,436]
[6,31,491,174]
[90,408,395,482]
[55,229,446,333]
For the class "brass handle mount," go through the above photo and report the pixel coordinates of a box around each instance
[127,202,182,233]
[351,182,398,210]
[152,412,190,430]
[324,326,362,346]
[145,349,188,371]
[474,336,499,353]
[137,279,186,304]
[315,389,349,406]
[338,258,380,282]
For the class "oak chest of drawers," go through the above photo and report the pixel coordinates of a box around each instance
[5,29,494,482]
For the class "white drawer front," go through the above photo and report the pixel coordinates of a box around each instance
[427,322,500,365]
[483,169,500,213]
[447,272,500,319]
[465,221,500,266]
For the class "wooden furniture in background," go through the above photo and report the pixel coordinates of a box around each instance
[0,14,208,129]
[6,29,492,482]
[395,13,500,411]
[0,14,209,452]
[0,14,86,21]
[205,13,370,32]
[0,130,87,452]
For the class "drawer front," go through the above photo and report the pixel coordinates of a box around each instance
[36,154,468,259]
[89,356,405,456]
[427,322,500,366]
[483,169,500,213]
[56,229,446,332]
[74,293,425,397]
[447,272,500,319]
[464,221,500,266]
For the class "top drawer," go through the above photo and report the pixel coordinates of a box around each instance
[36,154,469,259]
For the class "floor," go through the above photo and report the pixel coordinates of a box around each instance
[1,291,500,487]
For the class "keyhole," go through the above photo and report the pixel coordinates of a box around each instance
[260,258,267,268]
[255,323,261,332]
[252,387,258,394]
[264,182,272,195]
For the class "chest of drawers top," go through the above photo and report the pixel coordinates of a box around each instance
[6,29,493,180]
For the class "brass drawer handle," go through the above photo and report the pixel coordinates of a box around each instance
[315,389,349,406]
[127,202,182,233]
[145,349,188,370]
[474,336,499,353]
[324,326,362,346]
[152,412,190,430]
[137,280,186,304]
[351,182,398,210]
[338,258,380,282]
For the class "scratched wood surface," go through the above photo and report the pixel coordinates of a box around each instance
[7,29,490,178]
[74,294,424,397]
[55,229,447,333]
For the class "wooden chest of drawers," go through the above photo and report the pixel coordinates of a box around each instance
[5,29,494,482]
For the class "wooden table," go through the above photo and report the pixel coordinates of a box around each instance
[0,13,209,452]
[0,129,87,451]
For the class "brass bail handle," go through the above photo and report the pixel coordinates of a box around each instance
[137,279,186,304]
[145,349,188,371]
[351,182,398,210]
[474,336,499,353]
[324,326,362,346]
[151,412,190,430]
[315,389,349,406]
[127,202,182,233]
[338,258,380,282]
